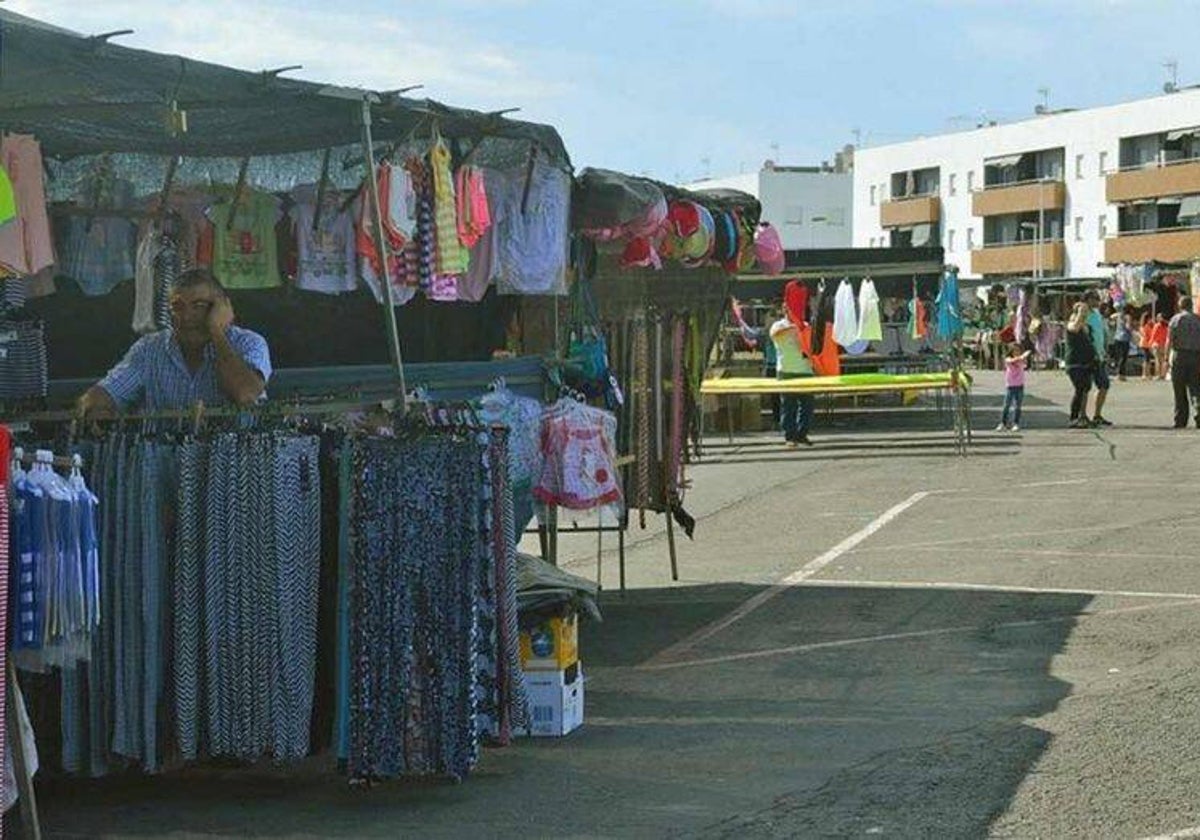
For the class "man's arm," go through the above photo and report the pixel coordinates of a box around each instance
[208,297,269,406]
[77,338,147,418]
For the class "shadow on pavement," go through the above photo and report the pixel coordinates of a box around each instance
[38,582,1091,839]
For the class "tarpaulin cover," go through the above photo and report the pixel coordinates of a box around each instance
[571,168,665,232]
[572,167,761,236]
[0,10,570,169]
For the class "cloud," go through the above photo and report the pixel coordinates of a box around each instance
[6,0,572,107]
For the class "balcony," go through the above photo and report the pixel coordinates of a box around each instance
[880,194,940,228]
[1107,158,1200,203]
[970,241,1065,276]
[972,180,1066,217]
[1104,227,1200,263]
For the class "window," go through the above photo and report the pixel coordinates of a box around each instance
[1098,214,1108,238]
[966,228,975,249]
[785,205,804,225]
[870,185,876,206]
[1075,154,1085,179]
[1099,151,1108,175]
[947,229,956,252]
[1074,216,1084,241]
[966,170,975,191]
[948,173,957,195]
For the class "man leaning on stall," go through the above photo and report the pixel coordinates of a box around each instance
[77,268,272,416]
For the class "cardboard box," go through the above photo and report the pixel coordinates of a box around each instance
[520,612,579,671]
[520,662,584,737]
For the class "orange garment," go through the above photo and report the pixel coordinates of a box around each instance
[1138,322,1154,349]
[1151,322,1169,348]
[799,322,841,376]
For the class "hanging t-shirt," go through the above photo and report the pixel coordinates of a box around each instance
[832,279,859,347]
[57,175,138,296]
[429,139,469,275]
[490,160,570,295]
[455,165,491,249]
[855,278,883,342]
[289,184,357,294]
[0,135,54,278]
[205,190,282,289]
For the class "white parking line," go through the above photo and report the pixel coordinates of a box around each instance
[802,578,1200,600]
[639,599,1200,673]
[1138,826,1200,839]
[640,492,929,667]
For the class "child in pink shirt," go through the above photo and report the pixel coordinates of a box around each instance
[997,342,1032,431]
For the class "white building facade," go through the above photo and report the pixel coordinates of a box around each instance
[853,88,1200,280]
[688,164,853,250]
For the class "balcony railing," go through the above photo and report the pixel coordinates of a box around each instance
[1107,157,1200,203]
[971,240,1065,276]
[972,180,1066,217]
[1104,225,1200,263]
[880,193,940,228]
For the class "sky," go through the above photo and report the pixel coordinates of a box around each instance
[8,0,1200,183]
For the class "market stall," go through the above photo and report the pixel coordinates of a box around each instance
[0,9,629,831]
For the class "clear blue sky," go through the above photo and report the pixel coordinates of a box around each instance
[11,0,1200,181]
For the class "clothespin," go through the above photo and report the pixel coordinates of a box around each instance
[227,156,251,230]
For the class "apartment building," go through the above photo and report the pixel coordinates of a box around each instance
[687,155,853,250]
[853,88,1200,280]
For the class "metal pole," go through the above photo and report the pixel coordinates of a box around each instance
[359,96,408,406]
[1037,177,1045,280]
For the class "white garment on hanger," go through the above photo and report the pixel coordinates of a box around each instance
[855,278,883,342]
[832,279,859,347]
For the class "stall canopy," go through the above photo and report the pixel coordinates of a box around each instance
[0,9,570,166]
[572,167,761,233]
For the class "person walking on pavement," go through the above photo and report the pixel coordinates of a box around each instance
[1167,296,1200,429]
[1082,291,1113,427]
[770,309,816,448]
[1065,302,1096,428]
[1110,309,1133,382]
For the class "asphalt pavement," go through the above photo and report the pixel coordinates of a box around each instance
[39,369,1200,839]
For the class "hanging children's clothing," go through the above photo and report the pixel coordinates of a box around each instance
[289,184,358,294]
[430,137,469,275]
[206,190,283,289]
[57,173,137,296]
[0,135,55,278]
[855,278,883,342]
[491,158,570,295]
[356,163,417,305]
[832,279,859,347]
[455,165,491,250]
[534,397,622,514]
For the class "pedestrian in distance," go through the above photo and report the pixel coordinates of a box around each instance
[1082,291,1113,427]
[1167,296,1200,429]
[1065,302,1096,428]
[1139,312,1156,380]
[769,308,816,448]
[996,342,1032,432]
[1152,312,1170,381]
[1110,309,1132,382]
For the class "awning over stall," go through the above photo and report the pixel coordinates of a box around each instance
[0,9,570,167]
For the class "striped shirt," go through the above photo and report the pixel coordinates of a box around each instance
[98,326,271,411]
[1169,311,1200,352]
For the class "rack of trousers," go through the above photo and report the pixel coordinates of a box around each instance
[6,401,527,787]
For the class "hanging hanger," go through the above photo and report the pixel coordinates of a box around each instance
[227,156,252,230]
[311,148,333,233]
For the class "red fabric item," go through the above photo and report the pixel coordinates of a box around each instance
[998,324,1016,343]
[667,201,701,237]
[621,236,661,270]
[784,279,809,325]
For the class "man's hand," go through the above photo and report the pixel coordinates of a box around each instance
[207,295,235,339]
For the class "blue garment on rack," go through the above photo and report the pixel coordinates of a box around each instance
[936,267,963,340]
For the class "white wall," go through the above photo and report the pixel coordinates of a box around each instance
[853,88,1200,278]
[687,170,853,250]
